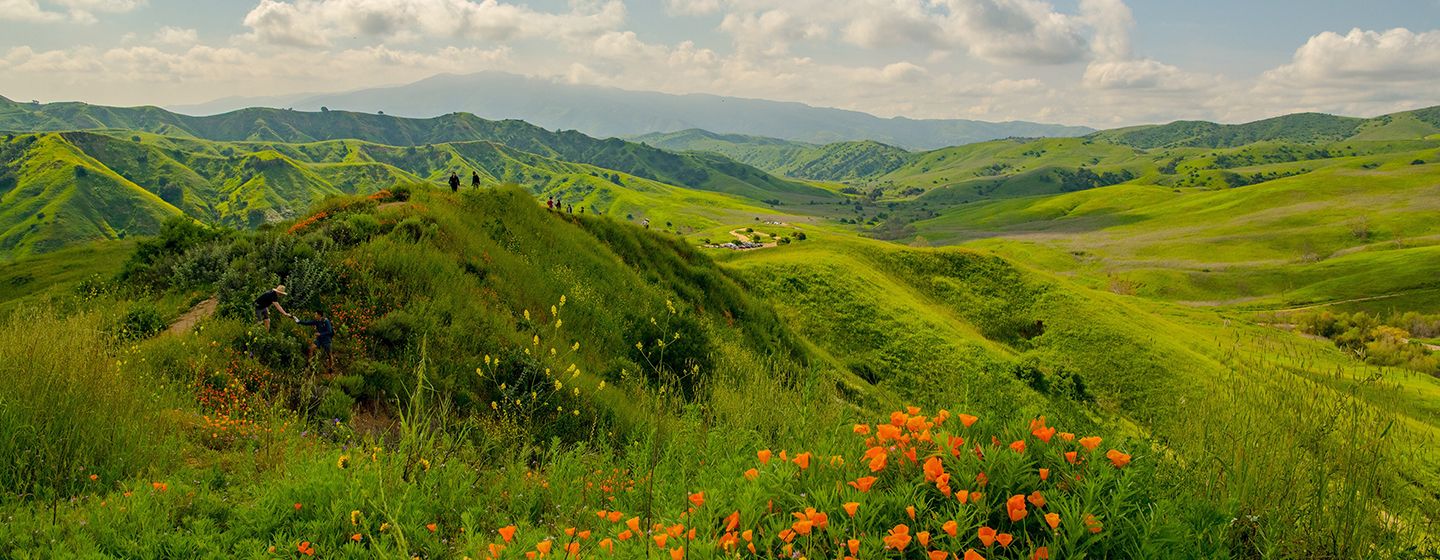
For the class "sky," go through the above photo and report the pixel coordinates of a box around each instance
[1,0,1438,128]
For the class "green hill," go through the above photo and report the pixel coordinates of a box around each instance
[0,98,836,207]
[1087,105,1440,149]
[633,129,914,181]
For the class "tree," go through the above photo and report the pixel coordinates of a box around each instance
[321,106,330,112]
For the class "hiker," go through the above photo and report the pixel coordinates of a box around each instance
[546,197,554,210]
[448,171,460,193]
[471,171,481,190]
[295,313,336,372]
[642,218,650,230]
[579,206,585,215]
[567,204,574,214]
[254,285,291,328]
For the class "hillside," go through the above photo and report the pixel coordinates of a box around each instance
[1089,105,1440,148]
[3,184,1435,558]
[634,129,914,181]
[0,96,837,203]
[168,71,1096,150]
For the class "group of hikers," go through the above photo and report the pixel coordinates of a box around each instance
[546,196,583,214]
[448,171,482,193]
[254,284,335,371]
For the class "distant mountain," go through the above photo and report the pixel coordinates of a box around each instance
[170,72,1095,150]
[634,129,914,182]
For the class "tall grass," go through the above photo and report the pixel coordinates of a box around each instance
[0,307,174,503]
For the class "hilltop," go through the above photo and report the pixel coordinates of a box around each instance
[168,71,1096,150]
[633,129,914,181]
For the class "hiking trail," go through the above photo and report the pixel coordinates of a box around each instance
[166,297,217,335]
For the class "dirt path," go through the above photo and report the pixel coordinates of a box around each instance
[166,297,217,335]
[377,201,406,211]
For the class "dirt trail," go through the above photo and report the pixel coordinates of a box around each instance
[166,297,217,335]
[377,201,407,211]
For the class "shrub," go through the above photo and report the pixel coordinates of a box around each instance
[116,302,167,341]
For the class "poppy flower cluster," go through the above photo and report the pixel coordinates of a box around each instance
[467,406,1134,559]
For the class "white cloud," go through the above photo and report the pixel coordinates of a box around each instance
[941,0,1088,64]
[152,26,199,46]
[1247,27,1440,118]
[239,0,626,48]
[0,0,65,22]
[718,9,827,56]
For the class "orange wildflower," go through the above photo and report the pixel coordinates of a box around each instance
[758,449,772,464]
[964,550,985,560]
[854,424,871,435]
[744,468,759,481]
[978,526,996,547]
[427,523,438,533]
[1028,491,1046,508]
[618,530,633,541]
[848,538,860,555]
[792,520,813,535]
[536,540,552,555]
[627,517,642,534]
[849,476,878,492]
[565,543,580,557]
[1009,440,1026,454]
[1045,512,1060,530]
[943,519,958,537]
[1039,468,1050,481]
[954,490,969,503]
[996,533,1013,548]
[725,511,741,532]
[1078,436,1102,451]
[923,456,945,481]
[669,547,684,560]
[918,531,931,548]
[958,414,979,428]
[843,502,860,517]
[599,539,614,553]
[869,452,888,472]
[689,492,705,507]
[877,424,903,441]
[906,505,916,519]
[1032,546,1051,559]
[793,452,812,470]
[1064,451,1079,464]
[350,533,362,542]
[884,525,912,551]
[653,534,667,548]
[1107,449,1132,468]
[1034,426,1056,443]
[930,551,951,560]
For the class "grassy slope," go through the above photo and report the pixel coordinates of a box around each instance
[634,129,915,182]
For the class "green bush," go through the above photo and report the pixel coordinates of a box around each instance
[116,302,167,341]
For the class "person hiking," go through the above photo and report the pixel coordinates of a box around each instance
[567,204,574,214]
[295,313,336,372]
[547,197,555,210]
[254,285,291,328]
[448,171,460,193]
[642,218,650,230]
[471,171,481,190]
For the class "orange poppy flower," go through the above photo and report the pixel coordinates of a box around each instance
[854,424,872,435]
[1078,436,1102,451]
[525,552,537,560]
[669,547,684,560]
[1009,440,1026,454]
[653,534,667,548]
[848,538,861,555]
[351,534,362,542]
[489,543,506,558]
[906,505,916,519]
[1059,432,1075,442]
[599,539,615,553]
[742,530,753,542]
[1032,546,1050,559]
[1034,426,1056,443]
[996,533,1013,548]
[923,457,945,482]
[758,449,772,464]
[667,524,685,539]
[943,520,958,537]
[500,525,518,543]
[947,435,966,457]
[978,526,996,547]
[843,502,860,517]
[918,531,931,548]
[627,517,642,534]
[566,542,580,556]
[1039,468,1050,481]
[793,452,812,470]
[954,490,969,503]
[1064,451,1078,464]
[725,511,740,532]
[744,468,759,481]
[1045,512,1060,530]
[536,540,553,555]
[689,492,705,507]
[792,520,813,535]
[427,523,438,533]
[1028,491,1046,508]
[850,476,878,492]
[877,424,903,441]
[618,530,633,541]
[930,551,951,560]
[964,550,985,560]
[1106,449,1131,468]
[958,414,979,428]
[565,527,577,537]
[608,511,623,523]
[779,529,796,543]
[884,525,912,551]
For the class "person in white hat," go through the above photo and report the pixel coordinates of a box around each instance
[254,284,293,328]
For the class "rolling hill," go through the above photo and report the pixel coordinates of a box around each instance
[167,72,1096,150]
[633,129,915,181]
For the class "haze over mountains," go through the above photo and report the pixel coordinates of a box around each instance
[169,72,1095,150]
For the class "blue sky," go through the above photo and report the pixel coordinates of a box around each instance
[2,0,1437,127]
